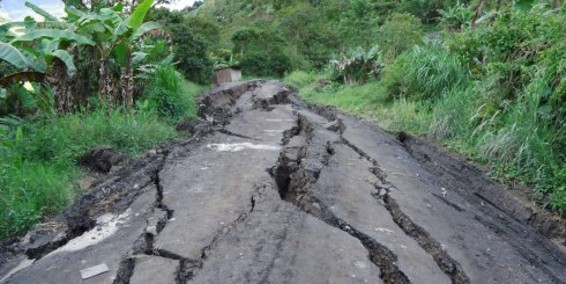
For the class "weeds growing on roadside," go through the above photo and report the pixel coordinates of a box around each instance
[0,108,178,238]
[143,65,204,123]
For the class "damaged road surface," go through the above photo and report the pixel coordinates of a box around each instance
[2,80,565,284]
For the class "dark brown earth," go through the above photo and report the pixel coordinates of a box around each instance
[1,80,565,284]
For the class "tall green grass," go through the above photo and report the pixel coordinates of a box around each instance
[0,66,208,238]
[0,109,177,238]
[382,45,470,100]
[286,47,566,211]
[143,65,207,123]
[285,71,433,135]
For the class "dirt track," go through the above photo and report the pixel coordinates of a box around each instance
[1,80,565,283]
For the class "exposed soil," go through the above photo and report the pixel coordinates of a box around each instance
[1,80,564,284]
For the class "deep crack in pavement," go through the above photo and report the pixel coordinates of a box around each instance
[1,80,565,284]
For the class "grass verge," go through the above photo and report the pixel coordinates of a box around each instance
[0,75,208,239]
[285,70,566,212]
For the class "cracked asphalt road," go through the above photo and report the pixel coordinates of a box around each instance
[1,80,565,284]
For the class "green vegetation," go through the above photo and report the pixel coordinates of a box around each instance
[279,1,566,211]
[143,65,201,123]
[0,1,209,238]
[0,109,177,237]
[1,0,564,238]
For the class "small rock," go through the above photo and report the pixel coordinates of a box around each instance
[323,120,340,131]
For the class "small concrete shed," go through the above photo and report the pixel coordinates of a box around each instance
[212,66,242,86]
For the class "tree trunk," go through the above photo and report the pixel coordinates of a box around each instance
[49,61,71,113]
[98,58,115,106]
[120,60,134,107]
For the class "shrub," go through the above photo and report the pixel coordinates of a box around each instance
[377,13,424,59]
[382,45,470,100]
[168,24,212,84]
[143,65,198,123]
[240,51,291,78]
[438,2,474,31]
[399,0,463,24]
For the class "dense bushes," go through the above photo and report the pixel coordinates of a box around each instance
[377,13,423,59]
[143,65,198,122]
[231,28,292,77]
[149,8,214,84]
[239,51,291,78]
[399,0,465,24]
[168,24,212,84]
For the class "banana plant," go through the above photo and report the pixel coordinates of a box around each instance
[0,2,95,112]
[330,46,383,85]
[1,0,163,112]
[65,0,160,107]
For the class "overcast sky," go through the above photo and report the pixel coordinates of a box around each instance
[0,0,199,21]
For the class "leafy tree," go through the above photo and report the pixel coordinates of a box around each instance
[148,8,213,84]
[377,13,424,60]
[184,16,220,49]
[64,0,162,107]
[168,23,211,84]
[0,0,164,112]
[182,0,203,12]
[230,27,291,77]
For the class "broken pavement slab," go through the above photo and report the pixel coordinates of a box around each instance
[130,256,178,284]
[189,184,383,284]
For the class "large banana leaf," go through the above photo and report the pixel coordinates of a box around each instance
[0,43,33,69]
[49,50,76,77]
[113,42,129,66]
[131,22,161,41]
[11,29,95,45]
[65,5,86,21]
[128,0,155,30]
[0,21,70,35]
[25,2,60,22]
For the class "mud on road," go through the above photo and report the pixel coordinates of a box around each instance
[1,80,565,283]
